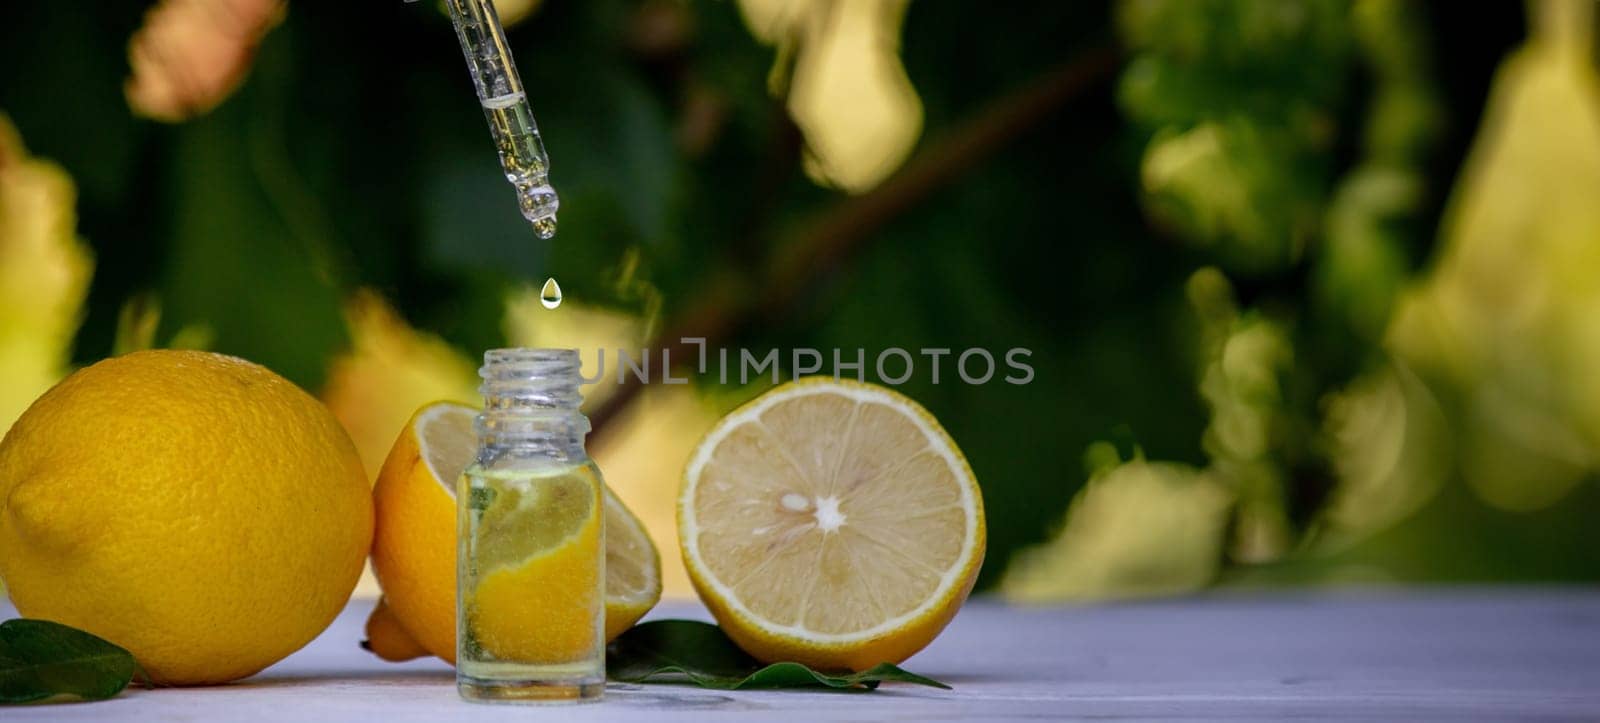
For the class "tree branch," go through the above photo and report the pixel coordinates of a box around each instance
[588,46,1119,444]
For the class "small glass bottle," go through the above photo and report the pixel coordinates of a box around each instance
[457,348,605,702]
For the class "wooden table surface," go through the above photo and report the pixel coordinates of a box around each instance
[7,588,1600,721]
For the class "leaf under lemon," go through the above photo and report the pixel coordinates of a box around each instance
[0,619,139,704]
[607,620,948,691]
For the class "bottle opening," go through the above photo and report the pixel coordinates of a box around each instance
[480,348,583,410]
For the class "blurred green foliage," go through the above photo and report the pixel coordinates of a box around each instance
[2,0,1596,599]
[1059,0,1600,598]
[3,1,1188,592]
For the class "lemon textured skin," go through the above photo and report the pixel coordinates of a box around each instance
[0,350,373,685]
[369,406,460,664]
[364,597,429,662]
[679,377,986,672]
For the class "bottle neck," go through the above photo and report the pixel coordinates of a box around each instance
[476,348,590,464]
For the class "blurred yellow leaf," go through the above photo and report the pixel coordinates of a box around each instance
[502,283,647,413]
[0,115,92,437]
[738,0,923,192]
[492,0,544,28]
[1390,0,1600,511]
[111,294,217,356]
[322,291,480,481]
[1002,458,1232,603]
[1311,361,1451,551]
[1188,268,1294,563]
[737,0,808,45]
[125,0,286,122]
[112,294,162,356]
[1143,123,1268,253]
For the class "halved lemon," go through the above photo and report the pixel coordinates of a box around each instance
[679,378,985,671]
[366,401,661,663]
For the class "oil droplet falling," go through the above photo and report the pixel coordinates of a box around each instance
[540,277,563,309]
[530,216,557,240]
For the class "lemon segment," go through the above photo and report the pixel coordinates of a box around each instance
[469,465,597,572]
[679,378,985,671]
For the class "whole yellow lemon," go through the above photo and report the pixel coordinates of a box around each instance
[0,350,373,685]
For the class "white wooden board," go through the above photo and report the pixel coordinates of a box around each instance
[6,589,1599,721]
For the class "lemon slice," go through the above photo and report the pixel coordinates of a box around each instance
[464,464,602,663]
[470,465,597,572]
[679,378,985,671]
[367,402,661,665]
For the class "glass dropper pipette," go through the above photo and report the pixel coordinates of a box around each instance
[410,0,559,239]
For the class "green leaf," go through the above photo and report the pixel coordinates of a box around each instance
[606,620,949,691]
[0,619,138,704]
